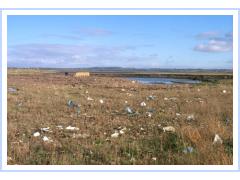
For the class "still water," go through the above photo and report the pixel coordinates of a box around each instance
[127,77,201,85]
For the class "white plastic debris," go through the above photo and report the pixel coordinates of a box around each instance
[146,112,152,117]
[140,127,144,131]
[56,125,63,130]
[73,133,90,139]
[8,87,17,93]
[164,97,168,101]
[125,101,128,104]
[119,127,127,134]
[40,127,50,132]
[132,81,136,84]
[65,126,79,131]
[163,126,176,133]
[140,101,146,107]
[176,113,181,116]
[33,132,40,137]
[187,114,195,121]
[125,107,133,114]
[111,132,119,138]
[42,136,53,142]
[87,97,93,101]
[99,99,104,104]
[213,134,223,144]
[222,90,227,94]
[121,88,126,92]
[85,90,88,94]
[197,88,201,92]
[152,157,157,161]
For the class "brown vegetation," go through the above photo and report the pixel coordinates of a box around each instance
[7,69,233,165]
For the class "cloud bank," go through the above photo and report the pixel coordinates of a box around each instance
[194,32,232,53]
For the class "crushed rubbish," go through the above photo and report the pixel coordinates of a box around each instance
[213,134,223,144]
[8,87,17,93]
[65,126,79,131]
[146,112,152,117]
[56,125,63,130]
[222,90,227,94]
[183,146,194,154]
[99,99,104,104]
[67,100,77,108]
[125,107,133,114]
[40,127,50,132]
[187,114,195,121]
[87,97,94,101]
[163,126,176,133]
[140,101,146,107]
[152,157,157,161]
[111,131,119,138]
[42,136,53,142]
[164,97,169,101]
[147,95,156,100]
[125,101,128,104]
[73,133,90,139]
[33,132,40,137]
[176,113,181,116]
[119,127,127,134]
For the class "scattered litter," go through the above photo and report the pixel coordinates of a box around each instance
[152,157,157,161]
[85,90,88,94]
[140,101,146,107]
[99,99,104,104]
[40,127,50,132]
[164,97,168,101]
[222,90,227,94]
[125,107,133,114]
[130,157,136,163]
[56,125,63,130]
[183,146,194,154]
[67,100,76,108]
[147,95,155,100]
[65,126,79,131]
[33,132,40,137]
[73,133,90,139]
[121,88,126,92]
[169,97,177,101]
[8,87,17,93]
[197,88,201,92]
[87,97,94,101]
[176,113,181,116]
[126,93,133,97]
[146,112,152,117]
[7,156,13,162]
[213,134,223,144]
[163,126,176,133]
[42,136,53,142]
[111,131,119,138]
[140,127,144,131]
[131,81,136,84]
[119,127,127,134]
[125,101,128,104]
[187,114,195,121]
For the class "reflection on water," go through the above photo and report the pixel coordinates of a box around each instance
[127,77,201,85]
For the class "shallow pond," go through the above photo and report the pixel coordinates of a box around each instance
[127,77,201,85]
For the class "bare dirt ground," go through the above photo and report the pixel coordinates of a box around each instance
[7,70,233,165]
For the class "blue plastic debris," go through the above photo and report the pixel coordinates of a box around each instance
[8,87,17,93]
[67,100,76,108]
[183,146,194,154]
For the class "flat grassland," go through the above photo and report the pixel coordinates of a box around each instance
[7,69,233,165]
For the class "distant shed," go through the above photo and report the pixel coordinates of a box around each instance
[74,72,90,77]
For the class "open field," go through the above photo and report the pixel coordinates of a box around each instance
[7,69,233,165]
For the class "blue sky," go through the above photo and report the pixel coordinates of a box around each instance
[8,15,233,69]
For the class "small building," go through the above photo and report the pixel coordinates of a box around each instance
[74,72,90,77]
[64,72,69,76]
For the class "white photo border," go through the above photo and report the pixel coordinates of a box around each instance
[1,9,239,171]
